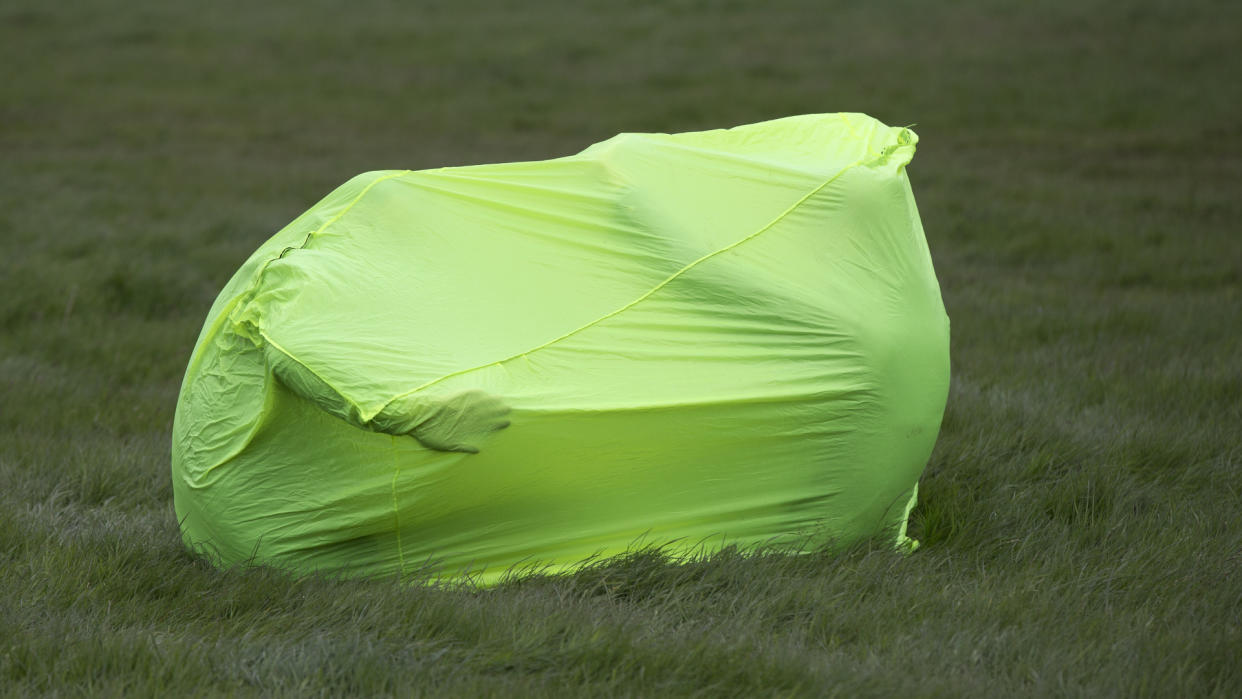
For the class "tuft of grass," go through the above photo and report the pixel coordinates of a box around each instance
[2,0,1240,695]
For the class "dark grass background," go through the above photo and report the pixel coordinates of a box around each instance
[2,0,1240,695]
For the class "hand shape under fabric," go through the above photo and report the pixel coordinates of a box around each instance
[405,389,511,453]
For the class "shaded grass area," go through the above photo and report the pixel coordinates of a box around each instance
[2,0,1239,695]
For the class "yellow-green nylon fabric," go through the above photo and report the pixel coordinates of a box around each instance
[171,113,950,585]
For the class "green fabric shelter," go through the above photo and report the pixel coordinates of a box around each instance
[172,113,950,584]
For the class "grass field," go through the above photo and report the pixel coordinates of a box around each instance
[2,0,1240,695]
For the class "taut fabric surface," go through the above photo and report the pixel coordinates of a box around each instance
[172,113,950,584]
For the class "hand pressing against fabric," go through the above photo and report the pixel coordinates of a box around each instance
[404,389,511,453]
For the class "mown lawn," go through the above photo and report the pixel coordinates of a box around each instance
[2,0,1239,695]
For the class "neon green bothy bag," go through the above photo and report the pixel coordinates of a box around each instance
[172,113,950,584]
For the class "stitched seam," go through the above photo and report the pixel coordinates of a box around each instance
[231,170,412,418]
[283,170,412,260]
[233,169,411,328]
[838,113,882,161]
[257,330,373,418]
[366,157,867,421]
[390,435,405,575]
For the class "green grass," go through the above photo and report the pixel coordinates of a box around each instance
[2,0,1240,695]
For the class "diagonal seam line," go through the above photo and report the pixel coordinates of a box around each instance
[181,169,414,481]
[220,170,413,421]
[838,113,882,161]
[233,169,412,326]
[364,157,867,421]
[283,169,412,258]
